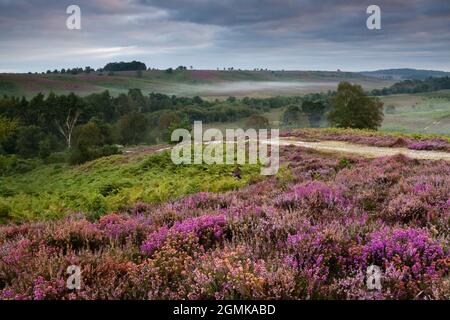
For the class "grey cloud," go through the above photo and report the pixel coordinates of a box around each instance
[0,0,449,72]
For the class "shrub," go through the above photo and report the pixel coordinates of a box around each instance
[0,203,12,223]
[360,227,448,299]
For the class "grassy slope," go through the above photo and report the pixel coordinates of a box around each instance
[0,150,260,221]
[0,70,392,98]
[380,90,450,135]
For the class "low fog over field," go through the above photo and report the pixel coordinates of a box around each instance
[173,80,366,97]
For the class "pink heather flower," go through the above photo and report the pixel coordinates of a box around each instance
[362,227,448,278]
[140,226,169,256]
[407,139,449,151]
[141,215,227,256]
[274,181,350,211]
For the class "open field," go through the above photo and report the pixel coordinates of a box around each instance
[380,91,450,135]
[0,70,393,98]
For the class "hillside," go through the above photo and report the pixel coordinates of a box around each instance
[360,68,450,80]
[0,70,392,98]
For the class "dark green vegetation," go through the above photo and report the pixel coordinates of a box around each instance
[372,77,450,95]
[0,90,312,166]
[328,82,384,130]
[361,68,450,80]
[0,149,260,221]
[103,61,147,72]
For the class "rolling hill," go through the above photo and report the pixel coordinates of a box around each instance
[0,69,392,98]
[360,68,450,80]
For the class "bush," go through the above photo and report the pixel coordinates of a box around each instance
[245,114,269,129]
[118,112,149,145]
[46,151,69,164]
[0,155,36,175]
[0,203,12,223]
[16,126,45,158]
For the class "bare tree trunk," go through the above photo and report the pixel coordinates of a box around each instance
[55,109,81,149]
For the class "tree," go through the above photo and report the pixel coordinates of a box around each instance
[54,93,86,149]
[327,82,384,130]
[118,112,149,145]
[73,122,103,149]
[103,61,147,72]
[282,105,304,126]
[55,108,81,149]
[16,126,45,158]
[69,122,117,165]
[245,114,269,129]
[0,116,18,142]
[301,100,327,128]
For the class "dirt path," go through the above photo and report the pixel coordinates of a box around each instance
[151,137,450,162]
[272,138,450,161]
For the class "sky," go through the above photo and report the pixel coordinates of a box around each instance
[0,0,449,73]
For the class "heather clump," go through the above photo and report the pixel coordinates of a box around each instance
[187,245,297,300]
[383,174,450,226]
[358,227,449,299]
[274,181,351,218]
[407,139,449,152]
[283,222,363,298]
[141,214,228,256]
[97,213,152,244]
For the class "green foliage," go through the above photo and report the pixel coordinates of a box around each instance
[103,61,147,72]
[167,120,192,144]
[118,112,149,145]
[0,149,260,221]
[301,100,328,128]
[0,155,37,175]
[245,114,269,129]
[0,116,19,142]
[282,105,303,126]
[328,82,384,130]
[46,151,69,164]
[16,126,45,158]
[0,202,12,223]
[373,76,450,95]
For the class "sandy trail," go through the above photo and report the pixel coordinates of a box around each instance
[157,137,450,161]
[150,137,450,161]
[269,138,450,161]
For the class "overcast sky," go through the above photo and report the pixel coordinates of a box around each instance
[0,0,449,73]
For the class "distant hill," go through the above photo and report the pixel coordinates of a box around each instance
[360,68,450,80]
[0,70,391,98]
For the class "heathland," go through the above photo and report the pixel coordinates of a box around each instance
[0,67,448,300]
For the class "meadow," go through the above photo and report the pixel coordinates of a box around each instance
[0,142,448,300]
[380,90,450,135]
[0,70,392,98]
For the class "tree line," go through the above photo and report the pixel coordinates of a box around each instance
[0,82,384,171]
[372,76,450,95]
[0,90,299,166]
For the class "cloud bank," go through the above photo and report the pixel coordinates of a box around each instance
[0,0,449,72]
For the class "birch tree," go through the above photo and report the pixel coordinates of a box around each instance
[55,108,81,149]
